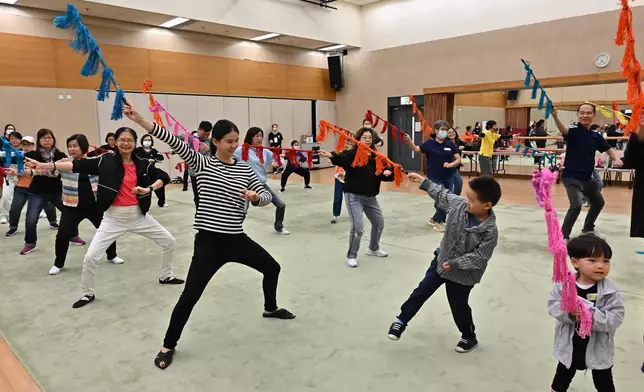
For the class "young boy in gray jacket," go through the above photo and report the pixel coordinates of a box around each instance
[387,173,501,353]
[549,234,625,392]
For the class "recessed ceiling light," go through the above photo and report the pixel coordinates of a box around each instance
[250,33,280,41]
[319,44,347,51]
[0,0,19,4]
[159,17,190,28]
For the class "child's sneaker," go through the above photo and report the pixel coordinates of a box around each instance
[428,219,436,227]
[434,222,446,233]
[5,228,17,236]
[69,237,86,246]
[455,338,478,353]
[330,216,338,224]
[387,322,406,341]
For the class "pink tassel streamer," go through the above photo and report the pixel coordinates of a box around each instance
[165,111,174,127]
[532,169,593,338]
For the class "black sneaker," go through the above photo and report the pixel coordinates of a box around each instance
[72,294,95,309]
[581,229,595,235]
[50,222,59,229]
[5,228,17,237]
[455,338,478,353]
[387,322,406,341]
[280,188,285,192]
[304,185,313,189]
[159,277,185,285]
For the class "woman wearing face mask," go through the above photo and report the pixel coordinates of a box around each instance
[135,134,169,208]
[234,127,290,235]
[20,129,85,255]
[121,103,294,371]
[404,121,461,232]
[26,126,184,309]
[15,134,123,274]
[319,128,394,268]
[447,128,465,196]
[3,124,16,140]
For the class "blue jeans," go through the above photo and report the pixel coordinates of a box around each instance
[397,258,475,339]
[452,171,463,196]
[333,179,344,217]
[428,177,454,224]
[344,193,384,259]
[25,192,68,245]
[9,187,57,230]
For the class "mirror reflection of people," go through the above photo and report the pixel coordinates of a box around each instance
[279,140,312,192]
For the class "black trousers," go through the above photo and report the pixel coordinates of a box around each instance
[397,258,475,339]
[163,230,281,349]
[154,187,166,206]
[551,363,614,392]
[561,177,605,239]
[182,169,189,191]
[190,175,199,207]
[54,206,117,268]
[280,166,310,188]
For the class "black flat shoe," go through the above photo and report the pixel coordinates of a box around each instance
[154,349,175,370]
[263,308,296,320]
[159,277,185,285]
[72,294,95,309]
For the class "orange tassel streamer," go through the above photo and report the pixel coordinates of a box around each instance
[317,121,329,142]
[252,146,264,163]
[351,142,372,168]
[270,147,282,166]
[615,0,642,134]
[412,102,418,114]
[374,153,387,175]
[393,164,405,186]
[241,144,250,161]
[143,80,165,128]
[336,132,349,153]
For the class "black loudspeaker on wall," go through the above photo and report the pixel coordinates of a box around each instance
[507,90,519,100]
[327,55,344,91]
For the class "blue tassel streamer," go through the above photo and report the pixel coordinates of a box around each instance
[523,148,529,157]
[53,3,80,29]
[545,100,553,119]
[524,68,532,88]
[538,90,546,110]
[515,144,522,153]
[1,138,24,171]
[97,67,114,101]
[81,44,102,77]
[531,80,540,100]
[111,89,125,121]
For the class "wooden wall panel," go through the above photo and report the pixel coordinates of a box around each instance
[228,60,288,97]
[0,33,57,88]
[101,44,151,91]
[454,92,507,108]
[149,50,229,95]
[0,33,335,100]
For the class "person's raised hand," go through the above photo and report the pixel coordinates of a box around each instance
[240,189,259,202]
[612,158,624,168]
[123,103,142,123]
[383,169,392,177]
[318,150,333,158]
[443,262,451,272]
[24,157,41,169]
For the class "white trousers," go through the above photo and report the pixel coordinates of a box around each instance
[0,178,16,220]
[80,205,176,296]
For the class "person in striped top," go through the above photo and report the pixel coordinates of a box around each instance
[122,103,295,371]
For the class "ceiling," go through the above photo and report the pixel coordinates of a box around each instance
[12,0,340,50]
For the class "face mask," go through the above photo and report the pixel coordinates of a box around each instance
[142,141,152,147]
[438,130,448,139]
[6,129,14,135]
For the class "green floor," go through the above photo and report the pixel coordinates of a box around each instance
[1,181,642,392]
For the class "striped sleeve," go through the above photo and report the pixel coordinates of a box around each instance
[247,167,272,207]
[150,123,206,173]
[419,179,465,213]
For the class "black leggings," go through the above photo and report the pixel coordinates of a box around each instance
[55,206,116,268]
[551,363,614,392]
[280,166,310,188]
[163,230,281,349]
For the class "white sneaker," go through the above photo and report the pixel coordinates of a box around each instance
[366,249,388,257]
[0,217,7,224]
[108,256,125,264]
[159,203,170,208]
[49,266,61,275]
[39,212,47,219]
[346,258,358,268]
[276,229,290,235]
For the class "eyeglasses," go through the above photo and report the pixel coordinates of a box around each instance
[117,139,135,144]
[40,136,53,140]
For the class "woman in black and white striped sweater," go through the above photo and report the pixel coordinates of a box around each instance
[123,103,295,370]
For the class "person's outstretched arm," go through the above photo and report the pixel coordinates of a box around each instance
[408,173,463,211]
[404,134,422,153]
[123,103,206,173]
[551,108,569,136]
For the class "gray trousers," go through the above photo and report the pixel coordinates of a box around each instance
[479,156,493,176]
[344,192,384,259]
[263,183,286,232]
[561,177,605,239]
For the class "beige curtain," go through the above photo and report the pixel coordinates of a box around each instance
[505,108,530,132]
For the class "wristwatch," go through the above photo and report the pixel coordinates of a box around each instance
[148,186,154,193]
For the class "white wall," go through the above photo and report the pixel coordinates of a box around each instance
[360,0,635,51]
[86,0,362,47]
